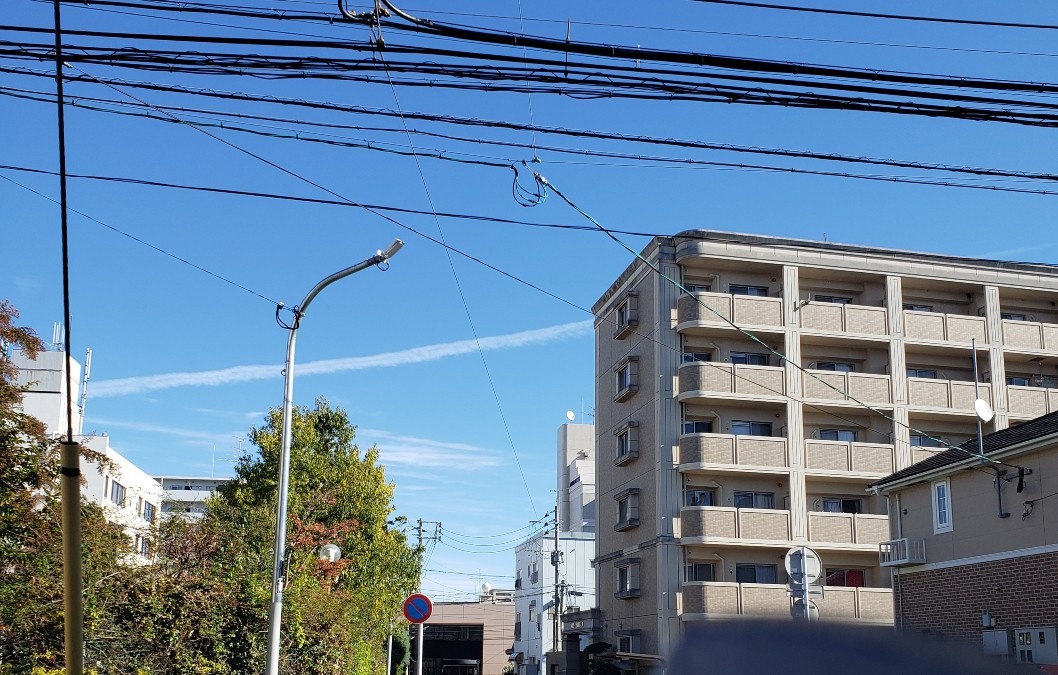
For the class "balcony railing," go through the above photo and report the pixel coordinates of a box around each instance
[879,538,926,567]
[1002,319,1058,352]
[808,512,889,547]
[1007,384,1058,418]
[681,582,893,622]
[804,440,895,475]
[802,370,892,406]
[680,506,791,542]
[676,292,783,328]
[799,303,887,336]
[678,363,786,399]
[907,377,990,412]
[678,434,788,469]
[903,310,986,344]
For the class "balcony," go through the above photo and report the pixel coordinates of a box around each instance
[676,292,783,330]
[680,506,791,543]
[879,538,926,567]
[1002,319,1058,352]
[804,440,895,476]
[907,377,990,413]
[903,310,986,345]
[1007,384,1058,418]
[802,370,892,406]
[681,583,893,622]
[808,512,889,548]
[678,434,788,470]
[678,363,785,400]
[799,303,887,337]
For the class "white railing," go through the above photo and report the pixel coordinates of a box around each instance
[879,538,926,567]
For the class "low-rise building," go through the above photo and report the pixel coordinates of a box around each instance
[420,601,516,675]
[873,410,1058,665]
[155,475,232,520]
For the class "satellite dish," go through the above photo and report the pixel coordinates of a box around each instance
[974,398,995,423]
[481,582,492,594]
[566,410,576,422]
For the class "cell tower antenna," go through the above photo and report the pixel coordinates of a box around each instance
[77,348,91,432]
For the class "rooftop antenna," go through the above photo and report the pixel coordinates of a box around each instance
[972,338,1009,518]
[52,322,64,350]
[77,348,91,433]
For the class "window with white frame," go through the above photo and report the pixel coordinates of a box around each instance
[731,420,772,437]
[143,501,156,523]
[819,429,857,442]
[528,601,536,623]
[735,563,777,584]
[614,357,639,402]
[614,292,639,339]
[684,488,716,507]
[684,562,716,582]
[932,478,953,533]
[730,284,769,296]
[616,630,642,653]
[614,422,639,466]
[733,491,774,509]
[109,480,126,507]
[615,558,640,598]
[615,488,640,531]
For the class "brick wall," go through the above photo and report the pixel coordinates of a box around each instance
[894,551,1058,647]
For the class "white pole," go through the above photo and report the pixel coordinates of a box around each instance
[416,622,424,675]
[387,632,393,675]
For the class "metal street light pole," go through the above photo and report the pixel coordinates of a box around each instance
[265,240,404,675]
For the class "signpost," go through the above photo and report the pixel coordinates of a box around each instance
[404,594,432,675]
[785,546,822,621]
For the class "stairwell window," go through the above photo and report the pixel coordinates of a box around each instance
[615,488,640,531]
[614,357,639,402]
[614,422,639,466]
[932,478,953,534]
[615,558,641,598]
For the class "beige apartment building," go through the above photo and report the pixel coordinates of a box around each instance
[592,230,1058,669]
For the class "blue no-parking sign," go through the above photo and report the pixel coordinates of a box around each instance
[403,593,432,624]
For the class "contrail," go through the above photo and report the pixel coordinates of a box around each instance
[91,320,592,397]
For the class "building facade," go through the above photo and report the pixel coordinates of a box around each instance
[512,423,597,675]
[873,411,1058,664]
[155,475,233,520]
[420,602,516,675]
[593,230,1058,668]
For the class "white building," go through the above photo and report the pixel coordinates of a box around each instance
[155,476,233,520]
[511,422,597,675]
[11,344,161,561]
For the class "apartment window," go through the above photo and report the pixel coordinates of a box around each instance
[822,498,863,514]
[681,419,714,435]
[911,434,944,448]
[109,480,126,507]
[143,501,156,523]
[730,352,769,366]
[614,357,639,402]
[528,602,536,623]
[813,295,853,304]
[1002,312,1027,321]
[932,478,953,533]
[730,284,769,296]
[615,558,641,598]
[614,422,639,466]
[817,361,855,372]
[684,562,717,582]
[731,421,772,437]
[614,292,639,339]
[907,368,938,379]
[615,489,640,531]
[819,429,856,442]
[514,615,522,640]
[681,351,712,364]
[138,536,150,557]
[684,488,716,507]
[825,568,865,587]
[903,303,933,312]
[733,491,774,509]
[684,283,711,294]
[735,564,777,584]
[1007,376,1031,386]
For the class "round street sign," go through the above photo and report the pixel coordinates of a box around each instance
[403,593,433,624]
[784,547,822,584]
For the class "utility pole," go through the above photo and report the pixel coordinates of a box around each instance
[551,505,561,655]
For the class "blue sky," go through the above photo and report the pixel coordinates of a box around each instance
[4,0,1058,601]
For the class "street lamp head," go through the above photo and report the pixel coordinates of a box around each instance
[379,239,404,260]
[319,543,342,563]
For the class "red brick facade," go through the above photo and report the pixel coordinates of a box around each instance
[894,550,1058,646]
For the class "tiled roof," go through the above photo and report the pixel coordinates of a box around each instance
[872,411,1058,489]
